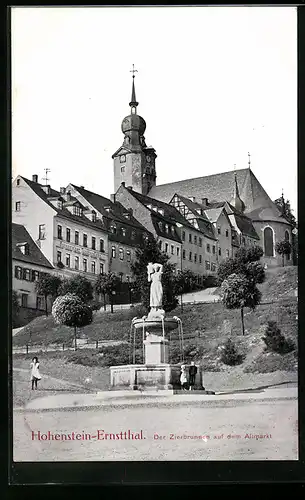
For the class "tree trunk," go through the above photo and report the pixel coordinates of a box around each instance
[282,253,285,267]
[45,294,48,316]
[241,307,245,336]
[180,293,183,313]
[110,296,113,314]
[103,293,106,311]
[74,326,77,351]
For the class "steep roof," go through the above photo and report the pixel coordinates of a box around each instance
[12,223,53,269]
[70,184,147,231]
[148,168,286,222]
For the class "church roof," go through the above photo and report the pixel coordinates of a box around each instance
[148,168,287,223]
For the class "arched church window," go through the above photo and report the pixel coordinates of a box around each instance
[285,230,290,242]
[264,227,274,257]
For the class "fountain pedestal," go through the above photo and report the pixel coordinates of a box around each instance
[144,333,169,364]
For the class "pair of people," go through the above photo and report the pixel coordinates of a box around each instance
[180,361,198,391]
[30,357,41,390]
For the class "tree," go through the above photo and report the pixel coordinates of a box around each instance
[52,293,93,350]
[262,320,295,354]
[275,240,292,267]
[274,196,296,228]
[220,338,243,366]
[59,275,93,303]
[220,273,262,335]
[94,272,121,313]
[218,246,265,285]
[12,290,19,328]
[35,273,62,316]
[131,236,178,312]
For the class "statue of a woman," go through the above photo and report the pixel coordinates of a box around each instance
[147,262,163,311]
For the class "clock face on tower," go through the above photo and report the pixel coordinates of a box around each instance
[146,156,151,163]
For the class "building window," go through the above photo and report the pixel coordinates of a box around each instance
[73,206,82,216]
[119,248,124,260]
[165,224,169,233]
[112,246,116,258]
[194,235,197,245]
[91,261,96,274]
[120,155,126,163]
[121,228,126,237]
[211,263,217,272]
[131,230,136,240]
[38,224,46,240]
[171,245,174,255]
[207,244,210,253]
[126,275,130,283]
[24,269,31,281]
[242,236,246,245]
[57,225,62,239]
[225,229,229,237]
[57,200,63,210]
[75,231,79,245]
[225,249,230,257]
[264,227,274,257]
[182,250,186,260]
[17,179,20,186]
[217,227,221,235]
[177,247,180,256]
[205,261,211,270]
[92,211,97,223]
[119,272,123,282]
[66,228,71,242]
[92,236,96,250]
[121,166,125,173]
[158,240,162,249]
[285,230,290,242]
[32,270,39,282]
[100,262,104,274]
[219,248,222,256]
[127,250,131,262]
[19,244,29,255]
[199,255,202,264]
[212,245,216,254]
[83,258,88,272]
[199,237,202,247]
[83,234,87,247]
[189,251,192,261]
[182,231,185,241]
[15,266,22,279]
[99,239,105,252]
[57,251,62,263]
[21,293,28,308]
[66,254,71,267]
[15,201,21,212]
[189,234,192,243]
[194,254,197,263]
[165,243,168,253]
[110,225,117,234]
[36,296,45,311]
[75,256,79,270]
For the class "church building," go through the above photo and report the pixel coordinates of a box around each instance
[113,72,293,268]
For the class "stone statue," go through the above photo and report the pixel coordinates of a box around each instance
[147,262,164,317]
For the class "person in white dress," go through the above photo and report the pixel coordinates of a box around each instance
[30,357,41,390]
[180,364,188,391]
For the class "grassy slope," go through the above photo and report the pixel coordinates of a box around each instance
[13,266,298,374]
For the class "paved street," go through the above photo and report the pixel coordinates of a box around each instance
[14,396,298,461]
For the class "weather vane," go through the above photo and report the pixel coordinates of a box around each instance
[130,64,138,79]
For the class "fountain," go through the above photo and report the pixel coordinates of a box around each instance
[110,263,204,391]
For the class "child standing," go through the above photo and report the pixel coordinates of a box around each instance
[30,357,41,390]
[180,364,188,391]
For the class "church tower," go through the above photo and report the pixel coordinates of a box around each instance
[112,66,157,195]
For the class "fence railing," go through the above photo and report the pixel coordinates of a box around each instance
[12,339,126,354]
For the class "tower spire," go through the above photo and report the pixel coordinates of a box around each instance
[129,64,138,110]
[232,169,245,213]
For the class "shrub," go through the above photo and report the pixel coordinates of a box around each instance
[262,320,296,354]
[99,344,141,366]
[220,338,244,366]
[67,351,103,367]
[90,301,103,312]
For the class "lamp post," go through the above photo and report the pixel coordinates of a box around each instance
[110,290,116,313]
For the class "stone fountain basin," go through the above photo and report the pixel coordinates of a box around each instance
[132,317,179,332]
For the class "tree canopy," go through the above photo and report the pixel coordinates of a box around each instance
[59,274,93,303]
[35,273,62,315]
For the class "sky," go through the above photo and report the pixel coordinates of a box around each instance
[11,6,297,215]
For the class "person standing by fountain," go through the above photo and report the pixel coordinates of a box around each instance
[180,364,188,391]
[147,262,163,313]
[189,361,197,391]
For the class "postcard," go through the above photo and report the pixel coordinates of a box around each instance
[11,5,298,476]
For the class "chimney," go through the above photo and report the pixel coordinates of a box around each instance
[66,191,71,201]
[110,194,116,203]
[60,187,66,194]
[80,185,84,189]
[42,185,51,195]
[201,198,209,207]
[121,181,125,187]
[191,197,196,202]
[32,174,38,183]
[127,186,133,191]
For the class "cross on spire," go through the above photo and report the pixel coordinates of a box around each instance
[248,151,251,169]
[130,64,138,79]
